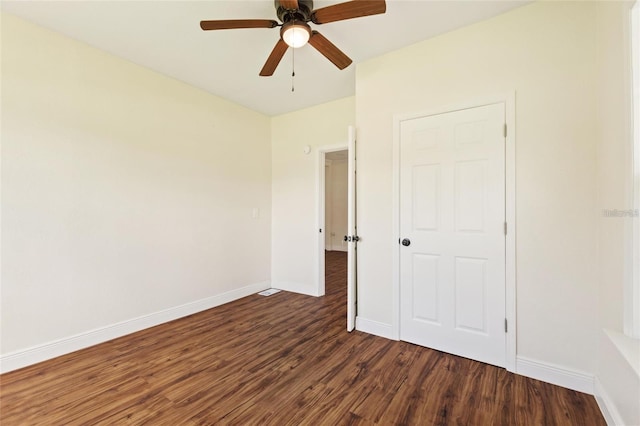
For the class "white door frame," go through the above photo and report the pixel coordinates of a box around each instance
[391,92,517,372]
[316,143,349,297]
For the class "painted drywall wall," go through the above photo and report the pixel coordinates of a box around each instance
[1,14,271,358]
[594,1,640,424]
[327,159,348,252]
[356,1,599,375]
[324,163,333,251]
[271,97,354,295]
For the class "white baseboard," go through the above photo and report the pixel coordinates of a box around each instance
[594,377,624,426]
[515,356,594,395]
[330,245,347,252]
[355,317,395,340]
[0,281,270,374]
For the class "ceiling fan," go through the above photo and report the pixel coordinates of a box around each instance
[200,0,386,76]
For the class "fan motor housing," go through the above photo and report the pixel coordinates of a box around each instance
[275,0,314,22]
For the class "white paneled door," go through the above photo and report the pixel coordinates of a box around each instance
[347,126,357,332]
[399,103,506,367]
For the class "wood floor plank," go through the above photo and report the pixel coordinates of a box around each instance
[0,251,605,425]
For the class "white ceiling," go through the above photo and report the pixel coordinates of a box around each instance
[1,0,529,116]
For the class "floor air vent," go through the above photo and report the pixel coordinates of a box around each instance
[257,289,281,296]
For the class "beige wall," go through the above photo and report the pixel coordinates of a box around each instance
[3,5,639,419]
[327,159,348,252]
[356,1,599,374]
[1,14,272,357]
[594,2,640,424]
[596,1,633,334]
[271,97,354,295]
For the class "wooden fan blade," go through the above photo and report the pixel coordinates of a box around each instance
[311,0,386,24]
[279,0,299,10]
[200,19,279,31]
[260,39,289,76]
[308,31,352,70]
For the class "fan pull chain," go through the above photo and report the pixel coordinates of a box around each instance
[291,45,295,92]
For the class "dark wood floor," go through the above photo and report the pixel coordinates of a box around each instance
[1,251,604,425]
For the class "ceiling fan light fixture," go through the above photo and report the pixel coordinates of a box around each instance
[281,21,311,48]
[200,0,387,76]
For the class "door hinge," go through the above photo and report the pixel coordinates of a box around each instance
[503,124,507,138]
[504,318,508,333]
[504,222,507,235]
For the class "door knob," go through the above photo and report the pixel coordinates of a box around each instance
[401,238,411,246]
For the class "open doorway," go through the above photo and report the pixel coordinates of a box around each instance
[323,150,349,306]
[318,146,349,295]
[325,151,349,254]
[317,127,356,331]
